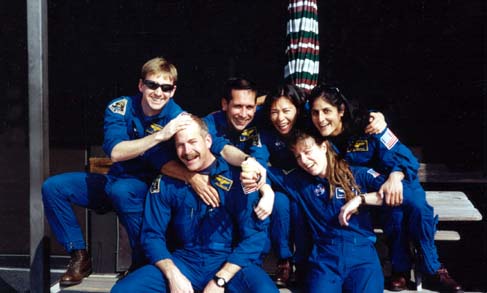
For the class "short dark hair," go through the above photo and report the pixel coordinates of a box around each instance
[308,82,369,135]
[263,83,307,128]
[223,77,257,102]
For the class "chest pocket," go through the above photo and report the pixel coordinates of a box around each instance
[172,198,201,245]
[129,119,145,139]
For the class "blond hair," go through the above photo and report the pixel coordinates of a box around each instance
[141,57,178,83]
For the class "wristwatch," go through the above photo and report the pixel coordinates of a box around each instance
[360,194,366,205]
[213,275,227,288]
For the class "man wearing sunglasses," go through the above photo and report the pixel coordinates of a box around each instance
[42,57,222,287]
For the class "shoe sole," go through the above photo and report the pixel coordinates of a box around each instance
[59,269,93,287]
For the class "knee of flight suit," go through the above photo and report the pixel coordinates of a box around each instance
[42,174,67,204]
[228,265,279,293]
[106,179,148,213]
[272,191,290,216]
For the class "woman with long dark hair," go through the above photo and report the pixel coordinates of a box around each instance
[307,83,462,292]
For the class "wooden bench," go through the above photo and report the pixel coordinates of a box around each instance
[413,191,482,290]
[88,157,113,174]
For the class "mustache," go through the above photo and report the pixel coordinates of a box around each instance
[182,152,199,161]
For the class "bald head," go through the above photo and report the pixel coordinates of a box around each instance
[174,115,214,171]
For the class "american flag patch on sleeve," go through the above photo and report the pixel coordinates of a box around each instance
[380,129,398,150]
[367,168,381,178]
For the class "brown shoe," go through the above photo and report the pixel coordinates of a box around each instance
[426,265,463,292]
[59,249,92,287]
[275,259,291,287]
[389,272,409,291]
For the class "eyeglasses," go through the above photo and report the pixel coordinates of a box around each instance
[142,80,175,92]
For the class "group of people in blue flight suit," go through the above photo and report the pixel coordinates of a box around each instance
[41,56,463,292]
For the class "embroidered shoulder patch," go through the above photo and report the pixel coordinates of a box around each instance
[380,129,398,150]
[108,98,128,115]
[150,174,163,194]
[335,187,346,199]
[367,168,381,178]
[347,139,368,152]
[214,175,233,191]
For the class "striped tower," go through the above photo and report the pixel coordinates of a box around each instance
[284,0,320,93]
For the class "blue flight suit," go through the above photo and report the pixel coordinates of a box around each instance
[42,95,183,265]
[260,128,312,268]
[111,157,278,293]
[268,166,386,293]
[331,127,440,274]
[203,111,292,260]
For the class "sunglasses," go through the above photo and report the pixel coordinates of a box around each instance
[142,79,175,92]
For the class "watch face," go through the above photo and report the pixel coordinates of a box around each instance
[217,278,225,286]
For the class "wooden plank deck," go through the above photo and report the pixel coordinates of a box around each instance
[425,191,482,221]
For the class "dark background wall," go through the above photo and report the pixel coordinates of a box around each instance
[43,0,486,168]
[0,0,485,272]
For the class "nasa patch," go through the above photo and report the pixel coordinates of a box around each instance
[274,140,286,150]
[108,98,128,115]
[314,183,326,197]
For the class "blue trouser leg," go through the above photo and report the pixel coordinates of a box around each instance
[342,242,384,293]
[42,172,111,253]
[105,177,149,265]
[402,183,441,275]
[306,239,383,293]
[112,249,278,293]
[111,265,167,293]
[291,199,312,265]
[382,206,412,273]
[270,191,292,259]
[227,265,279,293]
[112,263,279,293]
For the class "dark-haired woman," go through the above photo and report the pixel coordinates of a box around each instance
[258,84,386,287]
[307,83,462,292]
[259,84,310,286]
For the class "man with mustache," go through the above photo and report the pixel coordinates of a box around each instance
[111,115,278,293]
